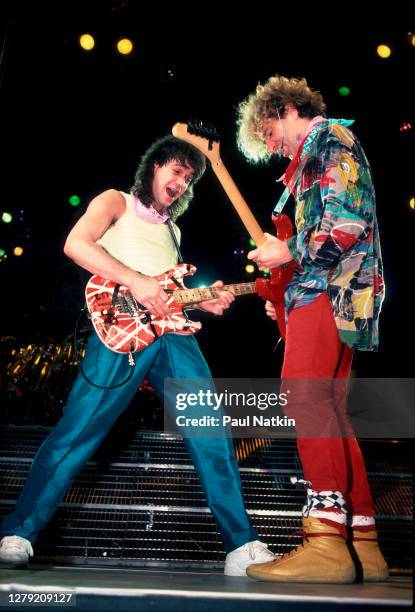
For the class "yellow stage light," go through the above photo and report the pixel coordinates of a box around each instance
[79,34,95,51]
[117,38,133,55]
[377,44,392,59]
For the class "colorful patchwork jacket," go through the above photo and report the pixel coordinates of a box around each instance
[285,119,385,351]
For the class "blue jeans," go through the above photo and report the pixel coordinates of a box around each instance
[0,333,256,552]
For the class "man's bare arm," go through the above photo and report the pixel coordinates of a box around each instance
[64,189,170,317]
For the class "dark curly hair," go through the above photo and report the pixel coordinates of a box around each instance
[130,135,206,221]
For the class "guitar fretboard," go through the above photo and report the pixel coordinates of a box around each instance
[174,282,256,305]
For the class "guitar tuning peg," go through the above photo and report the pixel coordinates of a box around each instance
[187,118,219,143]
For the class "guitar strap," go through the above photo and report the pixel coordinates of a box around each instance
[166,217,184,263]
[273,186,291,216]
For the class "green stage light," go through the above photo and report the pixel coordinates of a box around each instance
[2,212,12,223]
[69,195,81,207]
[338,86,351,96]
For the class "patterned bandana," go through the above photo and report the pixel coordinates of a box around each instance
[132,195,170,224]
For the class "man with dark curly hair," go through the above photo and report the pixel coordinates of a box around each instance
[0,135,274,575]
[237,76,388,583]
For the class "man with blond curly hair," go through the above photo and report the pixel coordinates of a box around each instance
[237,76,388,584]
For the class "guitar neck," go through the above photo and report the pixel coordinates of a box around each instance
[210,160,266,247]
[174,282,256,305]
[171,123,266,247]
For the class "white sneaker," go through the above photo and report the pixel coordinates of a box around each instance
[224,540,275,576]
[0,536,34,568]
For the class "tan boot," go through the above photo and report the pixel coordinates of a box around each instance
[352,530,389,582]
[246,517,355,583]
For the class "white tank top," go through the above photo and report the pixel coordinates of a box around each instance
[97,192,180,276]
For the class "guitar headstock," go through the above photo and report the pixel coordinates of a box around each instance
[172,120,221,166]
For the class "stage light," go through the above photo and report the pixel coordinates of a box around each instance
[0,248,5,257]
[68,195,81,207]
[197,283,207,288]
[410,197,415,210]
[79,34,95,51]
[377,44,392,59]
[407,32,415,47]
[262,268,271,276]
[248,238,256,247]
[161,64,177,82]
[245,264,255,274]
[400,122,412,132]
[117,38,133,55]
[1,212,12,223]
[338,86,351,97]
[13,247,24,256]
[233,248,244,256]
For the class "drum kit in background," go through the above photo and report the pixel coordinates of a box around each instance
[0,332,163,428]
[0,333,88,424]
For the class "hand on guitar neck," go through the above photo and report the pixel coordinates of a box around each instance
[85,264,257,354]
[196,280,235,315]
[247,232,294,271]
[172,121,296,339]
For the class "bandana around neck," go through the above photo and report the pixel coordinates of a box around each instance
[132,195,170,224]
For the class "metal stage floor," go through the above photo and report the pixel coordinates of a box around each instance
[0,428,412,573]
[0,566,411,612]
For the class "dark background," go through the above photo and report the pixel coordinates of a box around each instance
[0,3,414,378]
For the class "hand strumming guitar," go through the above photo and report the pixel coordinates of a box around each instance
[128,273,170,318]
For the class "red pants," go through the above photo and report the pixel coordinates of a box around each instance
[281,293,374,517]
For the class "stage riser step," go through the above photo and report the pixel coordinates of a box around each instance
[0,462,412,516]
[0,428,411,473]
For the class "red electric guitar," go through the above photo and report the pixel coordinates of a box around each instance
[86,263,263,354]
[172,121,295,337]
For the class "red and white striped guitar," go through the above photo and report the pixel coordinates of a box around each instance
[86,263,260,354]
[172,121,296,337]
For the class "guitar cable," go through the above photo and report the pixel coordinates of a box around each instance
[74,306,137,390]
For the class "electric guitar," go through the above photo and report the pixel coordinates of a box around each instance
[172,121,296,337]
[86,263,261,354]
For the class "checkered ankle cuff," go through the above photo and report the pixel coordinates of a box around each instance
[303,490,348,518]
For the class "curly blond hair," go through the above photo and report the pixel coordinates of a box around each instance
[236,76,327,163]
